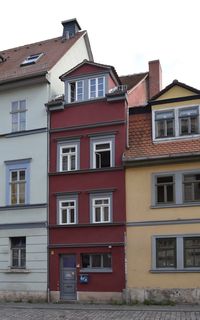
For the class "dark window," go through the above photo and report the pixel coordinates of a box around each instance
[69,80,83,102]
[179,107,199,135]
[94,143,111,168]
[11,237,26,268]
[156,176,174,204]
[155,111,174,138]
[156,238,176,268]
[81,253,111,269]
[184,238,200,267]
[183,174,200,202]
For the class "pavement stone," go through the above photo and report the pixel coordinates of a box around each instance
[0,303,200,320]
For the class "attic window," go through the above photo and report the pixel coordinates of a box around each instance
[21,53,43,66]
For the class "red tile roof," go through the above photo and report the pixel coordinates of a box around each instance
[0,31,86,84]
[124,109,200,163]
[120,72,148,91]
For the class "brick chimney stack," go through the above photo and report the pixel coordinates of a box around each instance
[148,60,162,99]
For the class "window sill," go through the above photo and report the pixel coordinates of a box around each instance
[49,166,123,175]
[150,269,200,273]
[80,268,112,273]
[4,268,31,274]
[151,202,200,209]
[153,134,200,143]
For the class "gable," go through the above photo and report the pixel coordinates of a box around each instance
[62,62,111,79]
[156,85,198,101]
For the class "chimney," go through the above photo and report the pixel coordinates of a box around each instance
[148,60,162,99]
[62,18,81,40]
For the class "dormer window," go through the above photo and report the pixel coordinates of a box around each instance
[155,111,174,138]
[21,53,43,66]
[66,76,106,103]
[179,107,199,135]
[89,77,105,99]
[68,80,84,102]
[153,105,200,141]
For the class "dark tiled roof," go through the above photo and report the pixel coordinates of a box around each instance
[0,31,85,84]
[124,110,200,161]
[120,72,148,91]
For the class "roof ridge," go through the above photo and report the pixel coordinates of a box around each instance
[119,71,148,78]
[0,30,85,54]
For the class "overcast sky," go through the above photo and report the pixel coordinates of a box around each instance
[0,0,199,89]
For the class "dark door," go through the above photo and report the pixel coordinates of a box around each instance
[60,254,76,300]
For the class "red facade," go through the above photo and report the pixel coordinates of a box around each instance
[48,61,127,301]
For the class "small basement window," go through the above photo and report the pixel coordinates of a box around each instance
[21,53,43,66]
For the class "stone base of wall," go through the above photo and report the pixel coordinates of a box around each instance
[77,291,122,303]
[50,291,60,302]
[124,287,200,304]
[50,290,122,303]
[0,291,47,303]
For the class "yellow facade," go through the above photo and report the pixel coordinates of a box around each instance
[125,84,200,303]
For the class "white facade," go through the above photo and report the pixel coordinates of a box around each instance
[0,31,91,301]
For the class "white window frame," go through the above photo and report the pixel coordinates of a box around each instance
[152,234,200,272]
[11,100,26,132]
[90,192,113,224]
[92,197,111,223]
[89,77,105,99]
[68,80,84,103]
[59,199,77,225]
[10,169,26,205]
[90,135,115,169]
[59,144,78,172]
[21,53,43,66]
[152,104,200,142]
[93,140,112,169]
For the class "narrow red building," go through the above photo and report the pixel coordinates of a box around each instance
[47,60,128,302]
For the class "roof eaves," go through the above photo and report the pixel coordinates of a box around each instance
[123,151,200,167]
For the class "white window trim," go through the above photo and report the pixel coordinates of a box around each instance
[59,144,78,172]
[92,197,111,223]
[92,140,112,169]
[11,100,27,132]
[59,199,77,225]
[68,80,84,103]
[88,77,105,99]
[152,104,200,142]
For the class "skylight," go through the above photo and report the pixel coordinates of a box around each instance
[21,53,43,66]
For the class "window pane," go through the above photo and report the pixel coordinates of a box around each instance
[11,171,18,181]
[63,255,76,268]
[191,117,198,134]
[157,185,164,203]
[184,238,200,267]
[11,183,17,204]
[95,207,101,222]
[180,118,189,135]
[92,255,101,267]
[157,176,173,184]
[194,182,200,201]
[166,119,174,136]
[82,255,90,268]
[166,184,174,202]
[19,170,25,181]
[155,111,174,120]
[95,143,110,150]
[156,120,165,137]
[156,238,176,268]
[12,101,18,112]
[19,182,25,204]
[61,209,67,223]
[103,206,109,221]
[19,100,26,111]
[70,208,75,223]
[62,156,68,171]
[70,155,76,170]
[103,254,111,268]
